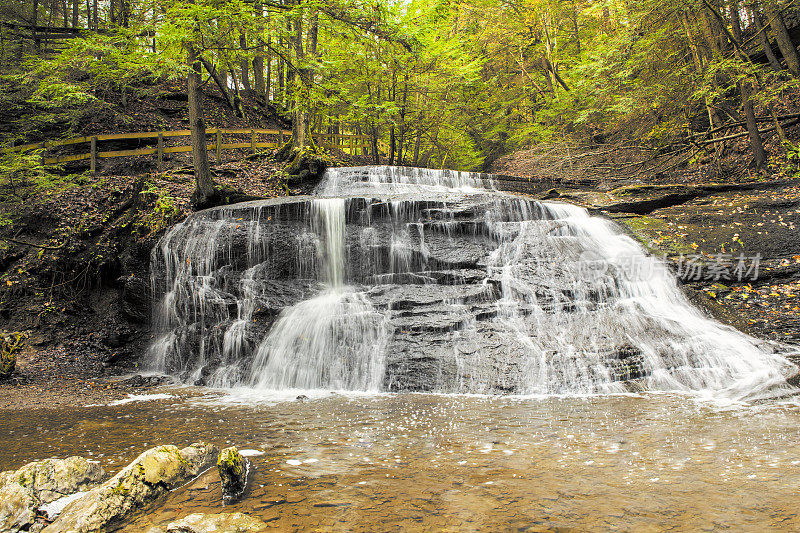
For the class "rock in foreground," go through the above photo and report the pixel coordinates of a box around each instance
[44,442,217,533]
[0,456,104,532]
[217,447,249,502]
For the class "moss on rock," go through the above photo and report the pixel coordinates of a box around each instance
[216,447,248,503]
[43,442,217,533]
[0,331,25,379]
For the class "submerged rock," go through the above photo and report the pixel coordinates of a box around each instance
[217,447,248,502]
[0,456,103,532]
[44,442,217,533]
[164,512,268,533]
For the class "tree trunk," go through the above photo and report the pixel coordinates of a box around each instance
[729,0,786,143]
[92,0,97,29]
[306,10,318,126]
[227,64,245,118]
[389,126,395,164]
[285,19,294,110]
[371,127,380,163]
[218,65,227,89]
[291,3,307,150]
[253,54,265,98]
[72,0,78,27]
[572,0,580,53]
[701,2,767,167]
[740,80,767,168]
[265,38,272,101]
[122,0,129,27]
[187,43,214,206]
[239,33,252,93]
[278,35,285,105]
[766,0,800,76]
[682,10,721,136]
[398,78,408,166]
[366,82,380,163]
[253,2,266,99]
[540,57,555,94]
[750,0,783,71]
[44,0,53,53]
[309,11,318,55]
[199,57,237,112]
[32,0,40,52]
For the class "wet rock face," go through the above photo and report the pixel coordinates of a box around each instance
[119,275,150,324]
[216,448,248,503]
[0,456,104,532]
[147,193,661,394]
[44,443,217,533]
[146,166,796,396]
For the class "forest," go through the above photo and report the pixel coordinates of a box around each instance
[2,0,800,182]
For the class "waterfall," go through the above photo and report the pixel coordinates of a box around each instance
[310,199,346,288]
[248,291,388,391]
[315,165,496,196]
[147,166,797,398]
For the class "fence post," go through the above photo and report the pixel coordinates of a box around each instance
[251,130,256,154]
[216,130,222,163]
[279,130,284,146]
[90,136,97,174]
[157,132,164,172]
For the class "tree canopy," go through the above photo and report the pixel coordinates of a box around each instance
[2,0,800,172]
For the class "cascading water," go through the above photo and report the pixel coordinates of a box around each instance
[147,166,797,398]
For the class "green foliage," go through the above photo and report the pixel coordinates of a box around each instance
[0,148,77,202]
[1,0,792,172]
[782,141,800,177]
[135,180,183,235]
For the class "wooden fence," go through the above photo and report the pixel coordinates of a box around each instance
[2,128,378,172]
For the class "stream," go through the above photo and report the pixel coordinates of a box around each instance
[1,390,800,530]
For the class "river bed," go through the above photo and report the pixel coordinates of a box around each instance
[1,388,799,531]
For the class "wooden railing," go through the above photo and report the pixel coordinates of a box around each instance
[2,128,378,172]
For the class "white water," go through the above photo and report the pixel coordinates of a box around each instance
[315,165,496,196]
[248,290,389,391]
[147,166,797,399]
[310,198,346,287]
